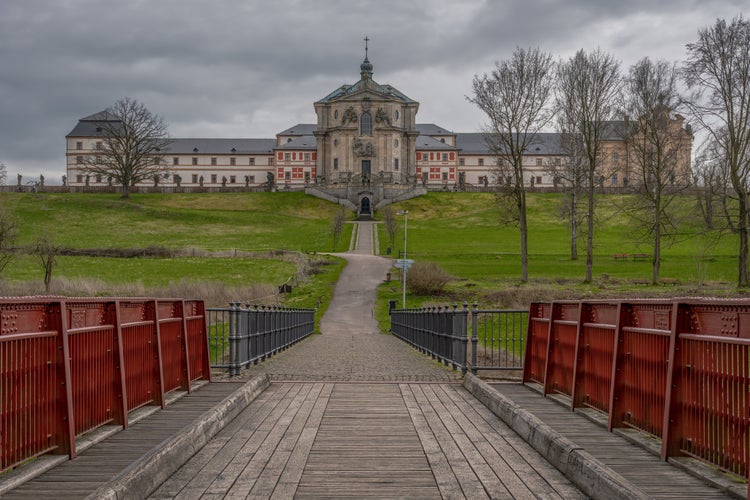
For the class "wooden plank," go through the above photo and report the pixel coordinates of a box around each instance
[151,383,295,498]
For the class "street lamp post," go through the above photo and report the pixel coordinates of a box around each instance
[397,210,408,308]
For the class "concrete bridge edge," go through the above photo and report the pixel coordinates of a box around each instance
[463,373,650,500]
[88,374,271,500]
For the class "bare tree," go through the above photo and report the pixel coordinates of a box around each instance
[35,236,58,293]
[331,206,348,251]
[0,208,17,275]
[380,206,398,253]
[622,57,692,283]
[694,134,738,232]
[547,117,588,260]
[81,97,171,198]
[469,46,555,282]
[684,16,750,287]
[556,49,622,283]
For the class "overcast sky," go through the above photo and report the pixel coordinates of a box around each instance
[0,0,746,184]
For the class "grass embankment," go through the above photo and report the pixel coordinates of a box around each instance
[374,192,745,329]
[0,192,352,330]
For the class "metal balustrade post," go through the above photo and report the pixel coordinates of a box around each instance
[471,303,479,374]
[228,301,239,377]
[455,303,469,374]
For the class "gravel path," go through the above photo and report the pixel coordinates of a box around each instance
[223,221,461,382]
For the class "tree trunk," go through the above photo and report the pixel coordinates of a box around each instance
[738,193,749,287]
[652,193,661,285]
[121,183,130,199]
[519,188,529,282]
[570,191,578,260]
[585,174,594,283]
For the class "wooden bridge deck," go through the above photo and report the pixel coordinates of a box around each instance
[489,382,738,499]
[150,382,584,499]
[3,379,741,499]
[1,382,244,500]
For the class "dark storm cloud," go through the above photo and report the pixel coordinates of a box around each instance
[0,0,746,182]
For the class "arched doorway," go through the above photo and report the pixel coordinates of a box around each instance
[360,197,371,215]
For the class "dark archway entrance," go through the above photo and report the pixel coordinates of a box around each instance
[360,197,371,215]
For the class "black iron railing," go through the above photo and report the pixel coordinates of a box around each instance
[390,304,527,374]
[207,303,315,376]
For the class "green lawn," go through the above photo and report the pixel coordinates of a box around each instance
[1,190,745,324]
[377,192,738,285]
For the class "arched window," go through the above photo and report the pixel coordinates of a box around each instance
[360,112,372,135]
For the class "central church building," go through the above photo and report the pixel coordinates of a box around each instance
[66,51,692,198]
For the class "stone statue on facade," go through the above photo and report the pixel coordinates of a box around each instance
[353,138,375,157]
[341,106,357,124]
[199,176,204,187]
[375,107,391,126]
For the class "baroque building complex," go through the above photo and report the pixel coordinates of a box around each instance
[66,51,693,213]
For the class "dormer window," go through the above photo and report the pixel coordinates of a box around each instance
[193,147,199,152]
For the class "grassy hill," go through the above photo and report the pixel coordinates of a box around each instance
[0,190,744,312]
[376,192,744,309]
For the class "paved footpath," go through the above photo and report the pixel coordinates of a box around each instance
[151,222,585,498]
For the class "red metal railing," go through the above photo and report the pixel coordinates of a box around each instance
[0,297,210,474]
[524,299,750,482]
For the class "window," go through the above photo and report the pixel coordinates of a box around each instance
[230,157,236,166]
[334,138,339,147]
[442,172,448,181]
[536,158,542,166]
[96,174,102,183]
[192,174,198,183]
[211,157,217,166]
[76,156,83,164]
[394,110,399,121]
[555,157,561,165]
[334,109,339,119]
[612,173,618,185]
[360,112,372,135]
[287,138,292,143]
[249,157,255,165]
[304,152,310,161]
[440,138,446,143]
[442,153,448,161]
[422,153,428,161]
[612,152,619,163]
[394,139,398,147]
[536,176,542,185]
[333,158,339,170]
[96,141,103,150]
[192,157,198,165]
[459,158,465,166]
[76,175,83,183]
[230,176,236,184]
[285,171,291,180]
[394,158,399,170]
[285,153,291,161]
[478,158,484,166]
[173,157,179,165]
[248,176,255,183]
[76,141,83,150]
[210,174,217,184]
[268,157,273,165]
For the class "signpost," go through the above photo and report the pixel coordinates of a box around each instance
[394,258,414,270]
